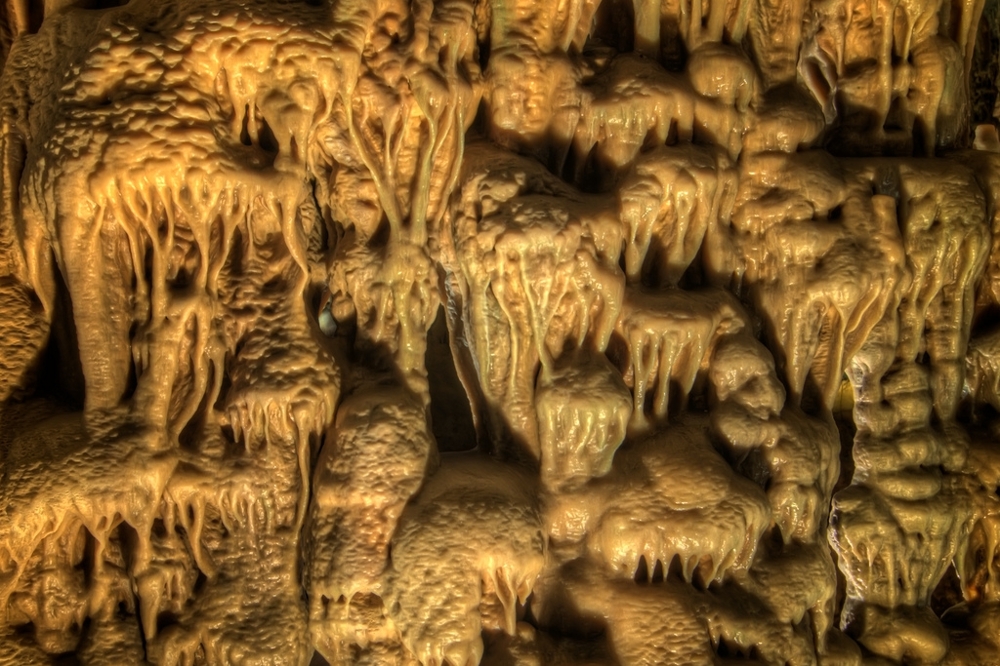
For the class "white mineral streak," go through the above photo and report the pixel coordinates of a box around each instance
[0,0,997,664]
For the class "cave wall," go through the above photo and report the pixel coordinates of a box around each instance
[0,0,999,664]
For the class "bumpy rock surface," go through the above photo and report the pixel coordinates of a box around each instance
[0,0,998,664]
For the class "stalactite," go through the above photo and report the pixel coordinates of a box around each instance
[0,0,997,664]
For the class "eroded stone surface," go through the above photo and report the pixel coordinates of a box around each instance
[0,0,998,664]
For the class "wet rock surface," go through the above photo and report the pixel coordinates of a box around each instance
[0,0,998,664]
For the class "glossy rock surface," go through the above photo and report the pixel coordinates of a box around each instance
[0,0,999,664]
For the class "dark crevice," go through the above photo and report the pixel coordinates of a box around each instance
[426,306,477,452]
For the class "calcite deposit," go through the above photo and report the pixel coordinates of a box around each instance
[0,0,998,664]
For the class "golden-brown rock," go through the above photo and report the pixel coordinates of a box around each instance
[0,0,997,664]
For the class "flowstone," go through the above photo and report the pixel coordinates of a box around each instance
[0,0,998,664]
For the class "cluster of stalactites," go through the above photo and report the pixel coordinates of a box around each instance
[0,0,998,665]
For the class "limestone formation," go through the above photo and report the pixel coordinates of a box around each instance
[0,0,998,664]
